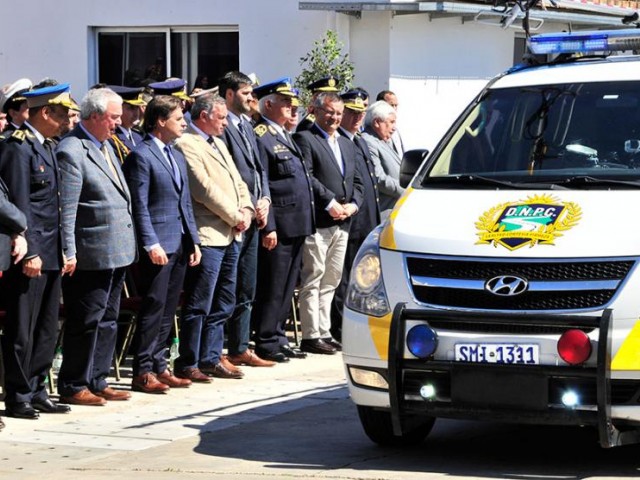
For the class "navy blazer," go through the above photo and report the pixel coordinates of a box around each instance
[0,177,26,271]
[56,125,137,270]
[0,127,63,270]
[220,116,270,206]
[254,119,314,239]
[293,124,364,230]
[123,136,200,255]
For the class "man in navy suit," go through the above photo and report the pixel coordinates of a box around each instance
[293,91,364,355]
[123,95,201,393]
[218,71,275,368]
[0,83,76,419]
[251,78,315,363]
[56,88,137,406]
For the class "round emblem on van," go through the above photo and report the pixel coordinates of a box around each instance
[485,275,528,296]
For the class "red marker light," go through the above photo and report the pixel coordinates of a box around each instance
[557,329,592,365]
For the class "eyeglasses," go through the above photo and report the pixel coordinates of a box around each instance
[317,106,343,118]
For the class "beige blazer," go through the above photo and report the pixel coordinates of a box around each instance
[175,127,253,246]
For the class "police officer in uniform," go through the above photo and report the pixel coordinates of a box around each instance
[0,83,76,419]
[295,75,340,133]
[108,85,146,163]
[0,78,33,133]
[330,88,381,341]
[251,78,314,363]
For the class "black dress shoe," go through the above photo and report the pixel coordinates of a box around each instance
[322,337,342,351]
[280,344,307,359]
[5,402,39,419]
[300,339,337,355]
[32,398,71,414]
[256,350,290,363]
[200,363,244,379]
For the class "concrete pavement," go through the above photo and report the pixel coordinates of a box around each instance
[0,352,357,479]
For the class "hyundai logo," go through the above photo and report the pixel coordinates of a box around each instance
[485,275,528,296]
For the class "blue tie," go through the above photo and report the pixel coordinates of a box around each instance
[163,145,181,185]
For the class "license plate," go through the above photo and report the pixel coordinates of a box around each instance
[454,343,539,364]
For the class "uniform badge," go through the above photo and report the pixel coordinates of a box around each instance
[475,194,582,251]
[254,124,268,137]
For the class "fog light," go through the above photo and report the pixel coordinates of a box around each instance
[348,366,389,390]
[420,384,436,400]
[407,325,438,359]
[557,329,592,365]
[561,390,580,408]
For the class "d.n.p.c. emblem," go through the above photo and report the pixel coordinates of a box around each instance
[475,194,582,251]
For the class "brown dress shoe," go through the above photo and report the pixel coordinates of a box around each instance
[131,373,170,394]
[220,355,244,375]
[60,389,107,406]
[157,369,191,388]
[200,362,244,379]
[227,350,276,367]
[175,367,212,383]
[95,386,132,401]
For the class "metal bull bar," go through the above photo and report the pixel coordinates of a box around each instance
[387,303,640,448]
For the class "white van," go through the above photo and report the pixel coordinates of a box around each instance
[342,29,640,448]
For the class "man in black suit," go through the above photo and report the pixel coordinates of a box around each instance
[330,89,381,341]
[251,78,315,363]
[295,75,340,134]
[0,83,76,419]
[123,95,201,394]
[0,177,27,431]
[293,91,364,355]
[218,71,275,368]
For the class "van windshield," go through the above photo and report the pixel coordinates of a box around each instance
[423,81,640,189]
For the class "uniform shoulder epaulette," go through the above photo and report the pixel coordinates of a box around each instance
[254,124,268,137]
[306,114,315,122]
[10,129,27,142]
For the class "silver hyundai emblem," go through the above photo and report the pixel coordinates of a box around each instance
[485,275,528,296]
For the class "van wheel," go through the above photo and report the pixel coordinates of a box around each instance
[357,405,435,446]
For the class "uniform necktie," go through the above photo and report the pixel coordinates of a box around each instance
[163,145,181,185]
[237,120,261,198]
[101,143,122,187]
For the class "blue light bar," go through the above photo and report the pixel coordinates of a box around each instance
[529,29,640,55]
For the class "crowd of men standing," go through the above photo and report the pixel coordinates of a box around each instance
[0,71,406,429]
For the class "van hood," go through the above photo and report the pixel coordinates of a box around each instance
[382,189,640,258]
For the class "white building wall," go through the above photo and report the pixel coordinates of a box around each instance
[0,0,331,98]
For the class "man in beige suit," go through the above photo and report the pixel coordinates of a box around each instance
[174,93,255,381]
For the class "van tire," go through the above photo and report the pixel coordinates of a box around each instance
[357,405,435,446]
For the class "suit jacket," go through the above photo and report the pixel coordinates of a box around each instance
[339,127,381,240]
[0,177,26,271]
[175,126,253,247]
[293,124,364,230]
[0,127,63,269]
[123,136,200,255]
[56,124,137,270]
[253,118,314,239]
[220,116,270,206]
[362,127,405,211]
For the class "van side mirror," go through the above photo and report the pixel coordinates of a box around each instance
[399,149,429,188]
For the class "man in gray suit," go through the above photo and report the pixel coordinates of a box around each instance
[361,100,405,213]
[56,88,137,406]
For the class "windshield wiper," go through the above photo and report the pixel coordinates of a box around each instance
[425,174,561,189]
[555,175,640,189]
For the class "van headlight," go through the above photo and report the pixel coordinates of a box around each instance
[345,225,390,317]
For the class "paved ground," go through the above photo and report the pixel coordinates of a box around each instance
[0,352,356,480]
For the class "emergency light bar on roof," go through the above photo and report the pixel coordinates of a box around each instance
[529,29,640,55]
